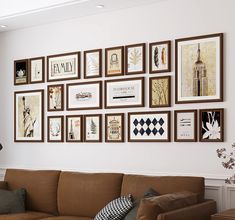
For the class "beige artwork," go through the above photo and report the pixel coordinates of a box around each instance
[107,49,122,75]
[107,115,122,141]
[151,78,169,106]
[67,117,82,141]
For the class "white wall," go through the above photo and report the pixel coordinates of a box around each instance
[0,0,234,181]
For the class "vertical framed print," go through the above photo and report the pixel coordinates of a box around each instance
[149,76,171,108]
[199,108,224,142]
[47,84,64,111]
[105,46,124,77]
[84,49,102,79]
[66,115,83,142]
[128,111,171,142]
[29,57,45,84]
[125,43,146,75]
[174,110,197,142]
[105,113,124,142]
[84,114,102,142]
[14,90,44,142]
[48,116,64,142]
[175,33,223,104]
[47,52,80,82]
[149,41,171,73]
[14,59,29,85]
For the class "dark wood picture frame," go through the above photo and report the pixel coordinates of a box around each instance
[47,116,64,142]
[125,43,146,75]
[47,84,64,112]
[29,57,45,84]
[199,108,224,142]
[149,76,171,108]
[105,113,125,143]
[84,49,102,79]
[174,110,197,142]
[175,33,223,104]
[14,59,29,85]
[66,115,83,142]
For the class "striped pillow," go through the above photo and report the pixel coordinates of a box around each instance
[94,195,133,220]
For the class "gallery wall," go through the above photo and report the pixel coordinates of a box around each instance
[0,0,234,180]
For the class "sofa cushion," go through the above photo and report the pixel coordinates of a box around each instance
[41,217,93,220]
[57,172,123,217]
[0,211,52,220]
[0,181,8,190]
[4,169,61,215]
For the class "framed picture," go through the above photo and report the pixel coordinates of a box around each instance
[47,52,80,82]
[175,33,223,104]
[149,41,171,73]
[47,84,64,111]
[199,108,224,142]
[66,115,83,142]
[128,111,171,142]
[105,46,124,77]
[149,76,171,108]
[125,43,146,75]
[14,90,44,142]
[84,49,102,79]
[105,77,144,109]
[84,114,102,142]
[29,57,45,83]
[174,110,197,142]
[105,113,124,142]
[48,116,64,142]
[67,81,102,110]
[14,59,28,85]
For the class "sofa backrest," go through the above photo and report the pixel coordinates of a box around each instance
[57,171,123,218]
[4,169,60,215]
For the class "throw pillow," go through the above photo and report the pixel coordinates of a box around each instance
[0,188,26,214]
[94,195,133,220]
[136,191,198,220]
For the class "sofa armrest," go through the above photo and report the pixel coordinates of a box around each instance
[0,181,8,190]
[157,200,217,220]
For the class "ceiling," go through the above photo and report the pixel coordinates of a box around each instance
[0,0,164,32]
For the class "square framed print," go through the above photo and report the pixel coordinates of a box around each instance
[174,110,197,142]
[47,52,80,82]
[29,57,45,84]
[47,84,64,111]
[105,46,124,77]
[14,59,29,85]
[199,108,224,142]
[128,111,171,142]
[48,116,64,142]
[84,114,102,142]
[66,115,83,142]
[67,81,102,110]
[149,76,171,108]
[105,113,124,142]
[14,90,44,142]
[105,77,144,109]
[84,49,102,79]
[176,33,223,104]
[125,43,146,75]
[149,40,171,73]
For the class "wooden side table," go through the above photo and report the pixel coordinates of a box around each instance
[212,209,235,220]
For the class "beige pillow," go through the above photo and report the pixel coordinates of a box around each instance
[136,191,198,220]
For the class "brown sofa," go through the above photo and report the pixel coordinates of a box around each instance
[0,169,216,220]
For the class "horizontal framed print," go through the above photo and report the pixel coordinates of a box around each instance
[149,40,171,73]
[47,84,64,111]
[199,108,224,142]
[14,90,44,142]
[105,46,124,77]
[66,115,83,142]
[105,77,144,109]
[128,111,171,142]
[67,81,102,110]
[29,57,45,84]
[84,114,102,142]
[14,59,28,85]
[84,49,102,79]
[174,110,197,142]
[149,76,171,108]
[176,33,223,104]
[105,113,124,142]
[47,52,80,82]
[125,43,146,75]
[48,116,64,142]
